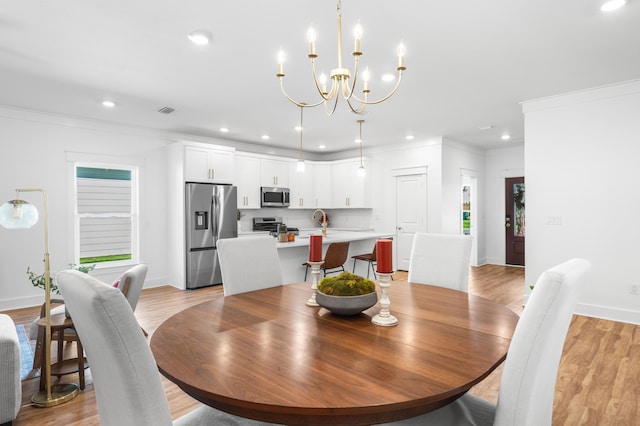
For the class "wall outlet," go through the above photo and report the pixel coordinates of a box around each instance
[631,283,639,295]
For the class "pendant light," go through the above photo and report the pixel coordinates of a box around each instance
[357,119,366,177]
[296,105,306,172]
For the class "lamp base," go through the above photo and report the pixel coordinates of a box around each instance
[31,383,79,407]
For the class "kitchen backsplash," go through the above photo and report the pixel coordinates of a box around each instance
[238,208,374,231]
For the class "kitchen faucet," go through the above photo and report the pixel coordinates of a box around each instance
[312,209,327,237]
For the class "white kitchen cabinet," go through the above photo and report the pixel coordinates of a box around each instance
[235,154,261,209]
[313,164,333,208]
[288,161,315,209]
[331,158,371,208]
[184,144,234,184]
[260,158,289,187]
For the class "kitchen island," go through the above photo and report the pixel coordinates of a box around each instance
[272,230,394,283]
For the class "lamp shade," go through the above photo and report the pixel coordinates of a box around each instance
[0,199,39,229]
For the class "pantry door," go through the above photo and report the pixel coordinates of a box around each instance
[396,173,427,271]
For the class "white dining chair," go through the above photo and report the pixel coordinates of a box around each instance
[408,233,473,291]
[56,269,278,426]
[217,236,283,296]
[382,258,591,426]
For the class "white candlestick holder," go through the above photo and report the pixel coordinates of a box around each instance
[372,272,398,326]
[305,261,324,307]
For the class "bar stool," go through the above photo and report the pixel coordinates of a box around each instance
[351,243,377,279]
[303,241,350,281]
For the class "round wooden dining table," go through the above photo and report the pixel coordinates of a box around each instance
[150,281,519,425]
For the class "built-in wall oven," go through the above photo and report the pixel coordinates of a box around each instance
[261,187,290,207]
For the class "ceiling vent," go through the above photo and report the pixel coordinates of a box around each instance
[157,106,175,114]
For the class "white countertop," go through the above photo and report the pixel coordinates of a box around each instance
[275,230,392,249]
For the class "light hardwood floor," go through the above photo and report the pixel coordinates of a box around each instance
[3,265,639,425]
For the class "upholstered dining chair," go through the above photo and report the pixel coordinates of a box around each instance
[382,258,591,426]
[303,241,350,281]
[218,236,283,296]
[408,233,473,291]
[56,270,278,426]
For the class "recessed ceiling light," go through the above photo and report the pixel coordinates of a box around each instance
[355,138,362,144]
[381,73,395,82]
[188,30,212,45]
[406,135,415,140]
[318,144,326,149]
[294,125,303,132]
[102,100,115,108]
[261,134,270,140]
[601,0,626,12]
[501,134,511,141]
[219,127,229,133]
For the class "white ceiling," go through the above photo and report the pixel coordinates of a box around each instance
[1,0,639,153]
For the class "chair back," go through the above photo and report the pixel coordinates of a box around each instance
[494,258,591,426]
[117,264,148,311]
[322,241,350,269]
[218,236,283,296]
[57,270,173,426]
[408,233,472,291]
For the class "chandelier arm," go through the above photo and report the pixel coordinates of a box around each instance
[343,56,361,101]
[350,71,404,105]
[279,78,326,108]
[311,59,337,102]
[345,96,367,115]
[322,91,341,116]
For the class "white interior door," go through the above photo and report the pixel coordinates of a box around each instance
[396,174,427,270]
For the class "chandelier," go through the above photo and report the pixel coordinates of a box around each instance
[276,0,406,115]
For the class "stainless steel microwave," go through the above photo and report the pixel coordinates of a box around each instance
[261,187,290,207]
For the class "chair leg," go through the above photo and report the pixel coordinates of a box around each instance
[369,261,376,279]
[76,339,85,390]
[304,265,309,281]
[352,259,357,273]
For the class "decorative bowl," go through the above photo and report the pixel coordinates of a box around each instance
[315,291,378,316]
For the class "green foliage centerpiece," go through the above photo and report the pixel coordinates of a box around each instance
[316,272,378,315]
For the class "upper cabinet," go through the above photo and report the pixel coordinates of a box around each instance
[260,158,289,187]
[313,164,333,208]
[235,153,261,209]
[331,158,371,208]
[288,162,315,209]
[184,143,234,184]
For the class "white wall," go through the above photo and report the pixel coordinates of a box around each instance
[484,144,525,265]
[368,139,444,235]
[442,139,486,264]
[0,108,172,310]
[523,79,640,324]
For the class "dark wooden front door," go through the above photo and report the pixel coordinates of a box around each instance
[505,177,525,266]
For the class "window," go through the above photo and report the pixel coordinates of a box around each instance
[74,165,138,266]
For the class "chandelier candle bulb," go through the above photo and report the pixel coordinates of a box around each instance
[309,235,323,262]
[353,23,362,54]
[376,239,393,273]
[397,42,406,70]
[307,27,317,57]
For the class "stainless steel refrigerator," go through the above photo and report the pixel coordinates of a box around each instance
[185,183,237,289]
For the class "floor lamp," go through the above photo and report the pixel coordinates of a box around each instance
[0,188,79,407]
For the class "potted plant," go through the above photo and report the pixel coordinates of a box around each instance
[316,271,378,315]
[26,263,96,295]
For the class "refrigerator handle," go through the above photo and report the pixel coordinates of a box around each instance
[212,194,219,237]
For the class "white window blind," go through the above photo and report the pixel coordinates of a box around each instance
[76,166,136,265]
